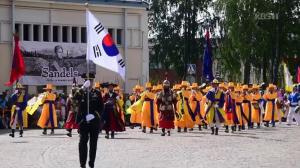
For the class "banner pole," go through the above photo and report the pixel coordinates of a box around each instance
[85,2,90,115]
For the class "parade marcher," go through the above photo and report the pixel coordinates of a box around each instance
[276,88,285,124]
[235,86,245,131]
[37,84,58,135]
[65,84,80,137]
[102,82,125,139]
[205,79,226,135]
[200,86,210,129]
[76,73,104,168]
[242,85,253,129]
[9,83,28,138]
[156,79,177,136]
[129,85,142,129]
[263,84,279,127]
[287,85,300,126]
[175,81,195,132]
[189,83,203,131]
[114,86,125,123]
[141,82,157,133]
[224,82,239,133]
[251,84,262,128]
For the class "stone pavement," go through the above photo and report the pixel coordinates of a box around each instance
[0,123,300,168]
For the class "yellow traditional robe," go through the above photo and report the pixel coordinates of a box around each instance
[263,92,279,122]
[141,91,158,128]
[37,92,58,128]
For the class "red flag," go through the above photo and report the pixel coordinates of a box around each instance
[5,35,25,86]
[297,66,300,83]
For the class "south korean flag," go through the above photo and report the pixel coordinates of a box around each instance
[86,10,125,80]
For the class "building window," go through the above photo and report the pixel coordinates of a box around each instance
[108,28,114,39]
[43,25,50,42]
[62,26,68,43]
[15,23,20,34]
[33,25,40,41]
[72,27,77,43]
[117,29,122,45]
[53,26,59,42]
[81,27,86,43]
[23,24,30,41]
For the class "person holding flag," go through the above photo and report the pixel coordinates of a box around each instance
[75,73,104,168]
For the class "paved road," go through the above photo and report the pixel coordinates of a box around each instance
[0,123,300,168]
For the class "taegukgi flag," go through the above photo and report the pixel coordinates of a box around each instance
[86,10,125,80]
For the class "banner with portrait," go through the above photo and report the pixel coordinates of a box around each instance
[19,41,95,86]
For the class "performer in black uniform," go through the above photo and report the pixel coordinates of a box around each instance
[76,73,104,168]
[101,82,125,139]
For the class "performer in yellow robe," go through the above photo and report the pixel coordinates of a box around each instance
[141,82,158,133]
[235,86,245,131]
[114,86,125,123]
[200,86,210,129]
[37,84,58,135]
[189,83,203,131]
[175,81,195,132]
[9,83,28,138]
[224,82,239,133]
[241,85,253,129]
[251,84,262,128]
[204,79,226,135]
[263,84,279,127]
[130,85,142,128]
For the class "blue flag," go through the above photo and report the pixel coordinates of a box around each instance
[202,30,214,82]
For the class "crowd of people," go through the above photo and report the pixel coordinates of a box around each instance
[1,79,300,137]
[1,75,300,168]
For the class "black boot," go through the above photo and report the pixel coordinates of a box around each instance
[257,123,260,129]
[238,125,241,131]
[272,122,275,127]
[215,128,219,135]
[198,125,202,131]
[50,128,54,135]
[177,127,181,132]
[242,125,245,130]
[203,123,208,129]
[150,127,154,133]
[9,129,15,138]
[142,126,146,133]
[42,128,47,135]
[19,129,23,137]
[225,126,229,133]
[211,127,215,135]
[67,129,72,137]
[167,130,171,136]
[105,131,109,139]
[111,131,115,139]
[184,127,187,132]
[189,128,194,131]
[264,122,269,127]
[161,128,166,136]
[231,126,235,133]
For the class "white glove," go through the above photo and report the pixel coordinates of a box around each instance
[214,104,219,108]
[86,114,95,122]
[13,90,18,95]
[81,80,91,89]
[16,107,20,111]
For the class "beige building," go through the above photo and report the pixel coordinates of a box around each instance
[0,0,149,94]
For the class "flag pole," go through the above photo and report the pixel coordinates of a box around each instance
[85,2,90,116]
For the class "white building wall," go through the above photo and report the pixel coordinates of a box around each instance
[0,0,149,94]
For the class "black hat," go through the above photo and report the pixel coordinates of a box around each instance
[100,82,118,88]
[81,73,95,80]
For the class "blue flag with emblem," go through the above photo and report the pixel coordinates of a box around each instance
[202,30,214,82]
